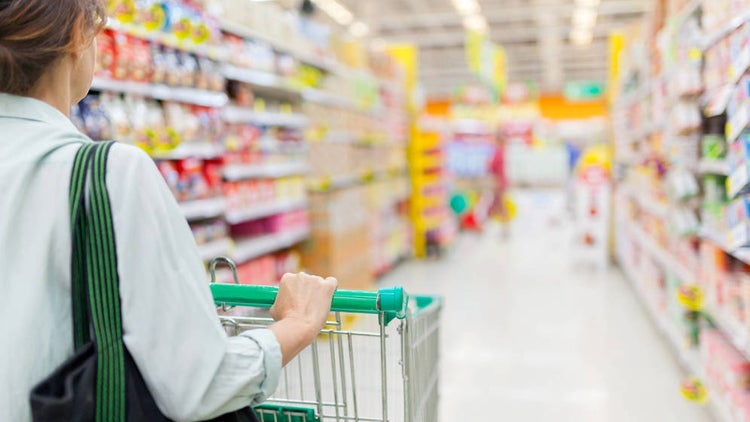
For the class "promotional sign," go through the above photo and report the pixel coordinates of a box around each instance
[465,30,507,97]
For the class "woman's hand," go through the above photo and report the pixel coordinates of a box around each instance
[269,272,337,366]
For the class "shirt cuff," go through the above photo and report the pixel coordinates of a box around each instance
[239,328,282,406]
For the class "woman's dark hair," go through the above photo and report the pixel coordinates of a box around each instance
[0,0,106,95]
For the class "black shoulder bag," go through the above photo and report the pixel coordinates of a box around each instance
[29,142,260,422]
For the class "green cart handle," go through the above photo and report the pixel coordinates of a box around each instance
[210,284,407,320]
[209,257,408,322]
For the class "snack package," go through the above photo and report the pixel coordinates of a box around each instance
[101,94,134,144]
[157,160,181,200]
[95,29,117,78]
[151,44,168,85]
[179,52,198,87]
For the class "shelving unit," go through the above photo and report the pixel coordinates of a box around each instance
[614,2,750,419]
[225,199,308,225]
[222,163,309,181]
[90,77,229,108]
[233,227,311,264]
[180,197,227,221]
[198,238,233,262]
[78,0,414,287]
[222,106,309,127]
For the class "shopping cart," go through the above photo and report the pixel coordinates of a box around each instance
[209,258,442,422]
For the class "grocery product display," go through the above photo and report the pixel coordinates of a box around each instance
[613,1,750,419]
[81,0,416,290]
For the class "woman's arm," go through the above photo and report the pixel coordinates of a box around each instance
[106,144,334,421]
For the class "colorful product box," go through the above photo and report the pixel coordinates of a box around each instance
[728,76,750,120]
[728,196,750,248]
[728,135,750,198]
[729,23,750,82]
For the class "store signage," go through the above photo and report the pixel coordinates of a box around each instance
[563,81,604,101]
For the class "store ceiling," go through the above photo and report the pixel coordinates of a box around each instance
[334,0,650,96]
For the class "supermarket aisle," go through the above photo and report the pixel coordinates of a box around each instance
[380,190,712,422]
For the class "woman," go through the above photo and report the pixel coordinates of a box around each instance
[489,134,510,237]
[0,1,337,420]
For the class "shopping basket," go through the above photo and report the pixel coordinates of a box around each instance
[209,258,442,422]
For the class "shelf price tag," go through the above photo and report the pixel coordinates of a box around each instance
[677,285,704,312]
[680,378,708,404]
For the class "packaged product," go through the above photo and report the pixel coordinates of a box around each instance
[95,29,117,78]
[702,134,727,160]
[728,195,750,248]
[729,135,750,197]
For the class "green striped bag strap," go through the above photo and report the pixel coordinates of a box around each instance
[70,141,126,422]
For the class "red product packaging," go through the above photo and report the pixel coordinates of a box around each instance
[131,37,153,82]
[224,182,240,212]
[112,32,132,80]
[95,29,116,78]
[203,159,224,196]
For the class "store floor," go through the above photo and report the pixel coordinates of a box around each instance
[379,189,713,422]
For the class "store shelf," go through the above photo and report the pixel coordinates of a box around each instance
[218,20,336,73]
[225,199,308,225]
[151,143,225,160]
[727,165,749,198]
[630,224,695,283]
[302,89,359,109]
[623,186,669,219]
[707,304,750,362]
[223,106,309,127]
[702,8,750,51]
[702,85,734,117]
[180,197,227,221]
[198,238,233,262]
[108,20,227,61]
[223,162,309,181]
[618,255,729,422]
[233,227,310,263]
[620,254,701,369]
[701,226,750,265]
[727,102,750,143]
[90,77,229,108]
[221,65,301,99]
[697,159,731,175]
[307,168,408,192]
[617,84,651,108]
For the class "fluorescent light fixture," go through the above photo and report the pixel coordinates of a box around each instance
[312,0,354,26]
[349,21,370,38]
[451,0,480,15]
[463,14,488,32]
[570,27,593,45]
[573,7,598,28]
[575,0,601,6]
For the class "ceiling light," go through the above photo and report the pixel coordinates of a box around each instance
[570,28,593,45]
[463,14,488,33]
[573,7,598,28]
[451,0,480,15]
[312,0,354,26]
[349,21,370,38]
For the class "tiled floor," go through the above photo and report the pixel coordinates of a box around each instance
[379,190,713,422]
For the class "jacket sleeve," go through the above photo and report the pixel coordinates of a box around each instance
[105,144,281,421]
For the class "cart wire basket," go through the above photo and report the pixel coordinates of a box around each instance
[210,258,442,422]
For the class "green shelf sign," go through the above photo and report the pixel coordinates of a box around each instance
[564,81,604,101]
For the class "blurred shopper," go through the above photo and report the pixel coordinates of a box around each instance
[0,1,336,420]
[489,134,510,237]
